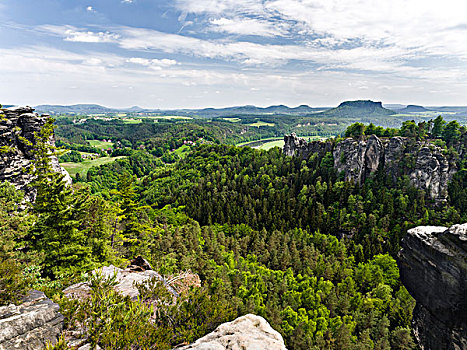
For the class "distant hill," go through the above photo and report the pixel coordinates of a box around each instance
[192,104,323,117]
[34,104,152,115]
[313,100,395,118]
[35,104,117,115]
[398,105,429,113]
[34,103,324,116]
[383,104,406,110]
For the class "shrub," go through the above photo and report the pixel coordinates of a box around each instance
[0,258,31,306]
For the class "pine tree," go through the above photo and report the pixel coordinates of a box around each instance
[117,172,154,257]
[25,117,97,277]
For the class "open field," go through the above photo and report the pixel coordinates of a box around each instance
[222,117,241,123]
[249,121,275,127]
[238,135,324,149]
[173,144,191,158]
[151,115,192,120]
[236,137,283,147]
[257,140,284,150]
[122,118,142,124]
[88,139,114,149]
[61,156,126,177]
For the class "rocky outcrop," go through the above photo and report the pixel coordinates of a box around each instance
[398,223,467,350]
[63,258,201,348]
[64,257,200,301]
[283,133,457,202]
[0,106,71,201]
[174,314,287,350]
[283,133,332,158]
[0,290,64,350]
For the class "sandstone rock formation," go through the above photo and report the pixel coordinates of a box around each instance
[0,290,64,350]
[174,314,287,350]
[283,133,457,202]
[398,223,467,350]
[0,106,71,201]
[283,133,332,158]
[63,257,200,301]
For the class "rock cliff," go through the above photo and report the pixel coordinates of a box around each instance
[174,314,287,350]
[283,133,457,202]
[0,106,71,201]
[398,223,467,350]
[0,290,64,350]
[283,133,333,159]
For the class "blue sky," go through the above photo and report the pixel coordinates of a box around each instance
[1,0,467,108]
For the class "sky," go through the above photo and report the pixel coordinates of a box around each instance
[1,0,467,108]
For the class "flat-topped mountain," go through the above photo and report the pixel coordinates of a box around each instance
[399,105,429,113]
[313,100,395,118]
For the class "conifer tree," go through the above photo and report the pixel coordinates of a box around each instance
[26,118,94,277]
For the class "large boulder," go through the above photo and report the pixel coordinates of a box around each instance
[174,314,287,350]
[0,106,71,201]
[63,257,200,300]
[398,223,467,349]
[0,290,64,350]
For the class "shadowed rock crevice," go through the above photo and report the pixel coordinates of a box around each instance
[398,224,467,350]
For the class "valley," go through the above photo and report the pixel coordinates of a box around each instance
[1,102,466,349]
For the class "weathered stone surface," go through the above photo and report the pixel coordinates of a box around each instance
[0,290,64,350]
[283,133,457,202]
[283,133,332,159]
[0,106,71,201]
[64,257,200,301]
[398,223,467,350]
[174,314,287,350]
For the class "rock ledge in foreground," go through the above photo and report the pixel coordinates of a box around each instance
[174,314,287,350]
[398,223,467,350]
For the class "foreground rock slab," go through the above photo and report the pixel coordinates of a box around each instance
[174,314,287,350]
[0,290,64,350]
[398,223,467,350]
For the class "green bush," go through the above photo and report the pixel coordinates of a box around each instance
[58,271,234,349]
[0,258,30,306]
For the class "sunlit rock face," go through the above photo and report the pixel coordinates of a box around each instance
[283,133,457,202]
[0,290,64,350]
[0,106,71,201]
[174,314,287,350]
[398,223,467,350]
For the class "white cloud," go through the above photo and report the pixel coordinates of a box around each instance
[64,30,119,43]
[127,57,178,70]
[39,23,467,81]
[40,25,120,43]
[2,45,467,108]
[209,17,288,37]
[173,0,467,66]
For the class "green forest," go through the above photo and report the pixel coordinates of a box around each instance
[1,115,466,349]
